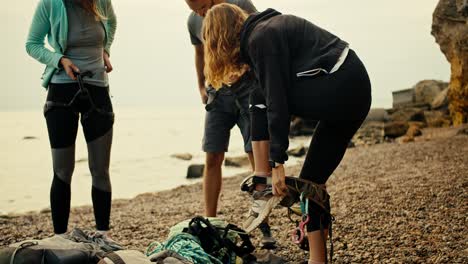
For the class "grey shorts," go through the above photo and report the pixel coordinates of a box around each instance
[202,84,253,153]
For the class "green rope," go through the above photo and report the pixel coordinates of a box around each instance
[146,233,222,264]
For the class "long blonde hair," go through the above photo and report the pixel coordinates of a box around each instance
[203,3,249,89]
[80,0,105,20]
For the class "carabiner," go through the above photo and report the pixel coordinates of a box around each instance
[291,214,310,244]
[291,226,305,244]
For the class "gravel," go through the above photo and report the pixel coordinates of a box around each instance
[1,128,467,263]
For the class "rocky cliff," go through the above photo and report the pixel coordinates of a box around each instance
[431,0,468,125]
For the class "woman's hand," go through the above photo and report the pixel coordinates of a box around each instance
[60,57,80,80]
[103,51,113,73]
[272,164,287,196]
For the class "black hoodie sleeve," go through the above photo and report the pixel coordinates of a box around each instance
[250,30,291,163]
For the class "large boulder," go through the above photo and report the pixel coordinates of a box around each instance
[384,121,409,138]
[424,110,452,127]
[289,117,318,137]
[287,146,307,157]
[432,0,468,125]
[365,108,389,122]
[389,107,426,123]
[353,121,385,145]
[224,155,250,167]
[186,164,204,179]
[406,124,423,138]
[413,80,448,106]
[431,88,449,109]
[408,121,427,129]
[392,88,414,108]
[457,125,468,135]
[396,135,415,144]
[171,153,193,161]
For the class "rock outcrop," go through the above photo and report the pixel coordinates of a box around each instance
[289,117,318,137]
[431,88,449,109]
[287,146,307,157]
[224,156,250,167]
[432,0,468,125]
[413,80,447,105]
[348,74,459,145]
[171,153,193,161]
[186,164,204,179]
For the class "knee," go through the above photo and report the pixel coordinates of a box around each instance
[205,152,224,170]
[90,167,111,192]
[54,166,74,184]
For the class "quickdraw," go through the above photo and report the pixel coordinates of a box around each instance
[290,192,309,245]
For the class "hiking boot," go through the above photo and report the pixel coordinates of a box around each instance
[258,222,276,249]
[243,187,284,233]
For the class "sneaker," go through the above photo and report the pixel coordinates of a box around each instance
[258,222,276,249]
[89,231,124,252]
[240,174,256,193]
[243,187,284,233]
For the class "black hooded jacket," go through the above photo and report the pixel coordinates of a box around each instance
[240,8,348,163]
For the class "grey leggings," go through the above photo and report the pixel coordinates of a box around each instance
[45,82,114,234]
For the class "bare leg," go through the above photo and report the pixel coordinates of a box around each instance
[247,151,255,172]
[204,152,225,217]
[307,230,329,263]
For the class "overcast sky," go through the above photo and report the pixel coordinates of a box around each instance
[2,0,449,111]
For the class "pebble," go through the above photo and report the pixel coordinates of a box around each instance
[1,131,466,263]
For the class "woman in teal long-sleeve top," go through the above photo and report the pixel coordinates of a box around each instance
[26,0,119,243]
[26,0,116,88]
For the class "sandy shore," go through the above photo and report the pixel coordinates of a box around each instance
[1,127,467,263]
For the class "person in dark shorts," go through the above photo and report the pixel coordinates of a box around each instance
[185,0,276,248]
[202,4,372,263]
[26,0,119,244]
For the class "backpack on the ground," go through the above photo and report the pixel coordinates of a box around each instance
[0,228,136,264]
[0,235,103,264]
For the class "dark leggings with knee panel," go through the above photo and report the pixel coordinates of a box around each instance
[250,50,372,231]
[45,82,114,234]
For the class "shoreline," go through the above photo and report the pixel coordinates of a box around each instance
[1,127,467,263]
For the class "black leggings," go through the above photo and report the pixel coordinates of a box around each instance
[250,50,371,231]
[45,82,114,234]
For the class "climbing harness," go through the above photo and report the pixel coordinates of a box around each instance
[204,71,254,121]
[43,70,114,122]
[241,175,335,263]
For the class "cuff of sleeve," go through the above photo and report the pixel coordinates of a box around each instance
[52,53,64,69]
[104,47,111,57]
[270,151,288,164]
